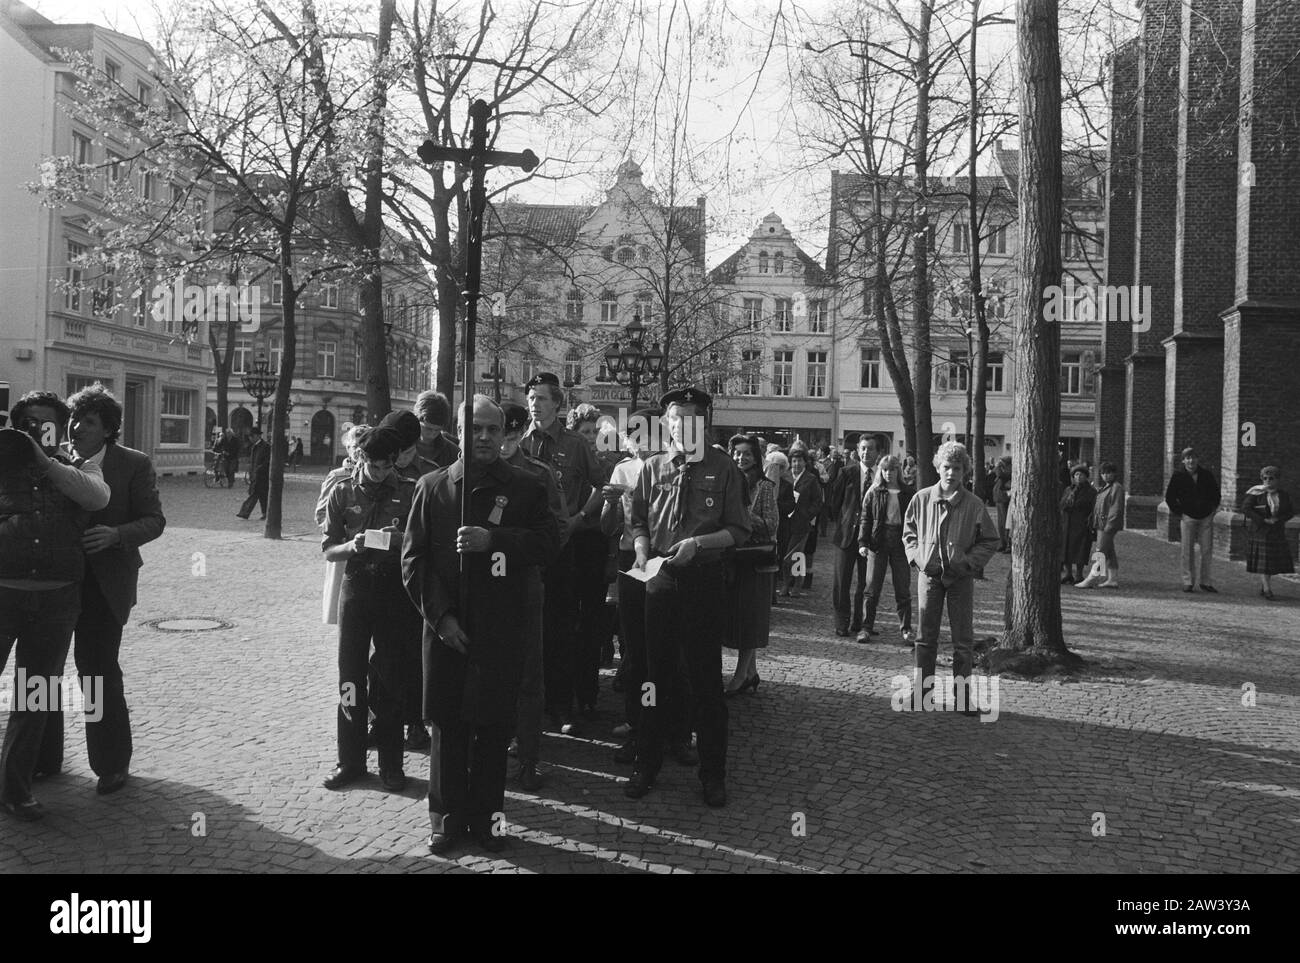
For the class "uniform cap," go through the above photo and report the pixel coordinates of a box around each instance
[657,385,712,411]
[501,403,530,433]
[378,409,421,448]
[524,371,561,391]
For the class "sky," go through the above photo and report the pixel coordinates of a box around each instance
[26,0,1126,269]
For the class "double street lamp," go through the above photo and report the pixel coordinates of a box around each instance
[240,352,278,431]
[603,313,664,412]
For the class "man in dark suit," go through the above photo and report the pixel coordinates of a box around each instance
[237,427,270,519]
[829,434,882,636]
[38,384,165,794]
[402,395,558,855]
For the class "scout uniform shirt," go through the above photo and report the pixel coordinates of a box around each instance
[629,442,750,564]
[520,417,608,519]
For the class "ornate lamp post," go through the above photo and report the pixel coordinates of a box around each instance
[604,313,665,412]
[240,352,278,431]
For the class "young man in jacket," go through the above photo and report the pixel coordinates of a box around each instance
[902,441,1000,716]
[1164,447,1221,592]
[829,434,880,636]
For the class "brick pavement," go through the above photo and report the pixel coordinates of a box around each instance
[2,474,1298,873]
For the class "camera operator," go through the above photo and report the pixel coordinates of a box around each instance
[0,390,110,821]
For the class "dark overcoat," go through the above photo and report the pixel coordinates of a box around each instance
[402,456,558,729]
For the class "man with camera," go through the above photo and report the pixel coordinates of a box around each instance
[0,390,111,821]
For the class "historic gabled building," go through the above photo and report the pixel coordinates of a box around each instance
[706,213,838,448]
[0,0,213,472]
[473,159,706,412]
[827,144,1106,465]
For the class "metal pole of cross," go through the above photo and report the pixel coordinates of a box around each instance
[416,99,538,605]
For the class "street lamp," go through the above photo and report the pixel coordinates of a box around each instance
[240,352,278,431]
[604,313,665,412]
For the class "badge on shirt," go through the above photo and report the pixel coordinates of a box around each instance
[488,494,508,526]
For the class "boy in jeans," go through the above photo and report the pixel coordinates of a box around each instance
[902,442,1000,716]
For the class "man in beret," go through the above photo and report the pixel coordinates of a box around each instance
[320,425,420,792]
[520,372,609,735]
[403,395,559,854]
[627,386,749,808]
[500,402,566,791]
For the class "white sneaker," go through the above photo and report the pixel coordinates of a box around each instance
[1075,572,1102,589]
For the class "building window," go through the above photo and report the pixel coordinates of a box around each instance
[72,132,92,166]
[268,334,282,374]
[384,289,393,319]
[773,350,793,397]
[92,274,114,319]
[742,297,762,330]
[934,352,968,393]
[68,375,112,395]
[322,283,339,309]
[354,337,364,378]
[989,224,1008,255]
[141,170,156,201]
[952,220,970,254]
[758,251,769,274]
[985,351,1005,392]
[600,290,618,326]
[133,283,147,327]
[271,279,283,305]
[318,340,337,378]
[809,299,828,333]
[160,388,192,445]
[521,357,540,385]
[741,350,761,396]
[634,296,653,323]
[1061,352,1084,395]
[774,251,784,274]
[191,196,207,233]
[806,351,827,398]
[563,346,582,386]
[566,289,583,323]
[136,81,151,105]
[774,298,793,332]
[617,246,635,264]
[707,352,724,396]
[104,59,120,85]
[860,347,881,389]
[107,151,124,184]
[65,241,85,313]
[1065,284,1094,323]
[399,294,408,329]
[233,338,252,374]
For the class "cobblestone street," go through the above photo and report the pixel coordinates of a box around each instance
[3,473,1298,874]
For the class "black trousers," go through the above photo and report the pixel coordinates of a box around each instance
[239,473,268,516]
[617,550,690,744]
[335,566,419,772]
[571,529,609,708]
[37,568,132,777]
[543,541,577,717]
[639,562,727,782]
[0,584,80,805]
[831,544,868,632]
[427,718,509,836]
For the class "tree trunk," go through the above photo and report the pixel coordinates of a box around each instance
[871,181,918,456]
[208,310,237,429]
[911,0,936,486]
[264,248,296,540]
[969,0,991,498]
[998,0,1075,665]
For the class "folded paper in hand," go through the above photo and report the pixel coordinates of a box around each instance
[364,529,393,550]
[623,555,666,583]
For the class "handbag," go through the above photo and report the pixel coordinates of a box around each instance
[732,542,778,569]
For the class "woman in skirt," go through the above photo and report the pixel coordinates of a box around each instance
[726,434,779,696]
[1240,465,1294,600]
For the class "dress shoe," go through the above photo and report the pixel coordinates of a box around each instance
[1199,584,1218,593]
[1182,585,1195,593]
[2,796,46,821]
[613,740,638,766]
[518,762,545,792]
[559,717,578,736]
[426,831,460,856]
[380,769,407,792]
[322,765,366,790]
[668,741,698,766]
[405,725,430,751]
[725,675,759,697]
[472,829,507,854]
[235,512,249,519]
[96,771,129,795]
[855,629,878,644]
[624,769,656,799]
[701,777,727,808]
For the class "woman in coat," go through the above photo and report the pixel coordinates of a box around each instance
[725,434,779,696]
[765,450,795,603]
[856,454,916,643]
[1240,465,1295,600]
[782,444,823,597]
[1060,465,1097,584]
[1078,460,1125,588]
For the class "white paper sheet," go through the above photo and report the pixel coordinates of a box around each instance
[622,555,666,583]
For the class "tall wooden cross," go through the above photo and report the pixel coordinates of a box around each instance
[416,99,538,585]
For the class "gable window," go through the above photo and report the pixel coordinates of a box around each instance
[757,251,769,274]
[774,298,793,332]
[774,251,785,274]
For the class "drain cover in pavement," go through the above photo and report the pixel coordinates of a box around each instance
[142,617,233,632]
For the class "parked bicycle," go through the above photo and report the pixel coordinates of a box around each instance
[205,450,232,488]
